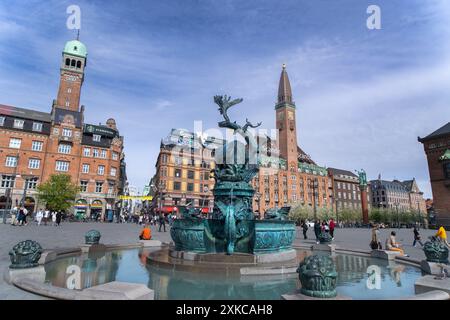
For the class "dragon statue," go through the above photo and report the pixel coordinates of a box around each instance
[423,236,449,264]
[212,95,262,254]
[297,255,338,298]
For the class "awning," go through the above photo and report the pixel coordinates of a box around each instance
[201,208,209,214]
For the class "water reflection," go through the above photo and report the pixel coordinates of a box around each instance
[44,248,422,300]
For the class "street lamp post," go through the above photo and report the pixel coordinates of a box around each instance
[394,201,399,230]
[312,178,318,220]
[335,198,339,225]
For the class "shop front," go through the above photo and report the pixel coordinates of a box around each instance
[90,200,103,221]
[74,199,88,220]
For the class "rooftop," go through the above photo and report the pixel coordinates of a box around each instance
[0,104,51,122]
[418,122,450,142]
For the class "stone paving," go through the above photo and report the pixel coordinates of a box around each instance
[0,221,439,299]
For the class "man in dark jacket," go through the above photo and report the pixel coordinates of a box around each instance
[158,213,166,232]
[301,220,308,239]
[314,220,321,244]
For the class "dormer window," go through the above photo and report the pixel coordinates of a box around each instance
[13,119,24,129]
[74,46,78,51]
[77,61,81,68]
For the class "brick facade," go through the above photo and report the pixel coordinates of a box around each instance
[0,40,126,219]
[419,122,450,228]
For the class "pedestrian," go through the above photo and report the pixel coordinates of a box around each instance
[23,207,28,226]
[36,209,44,226]
[314,220,321,244]
[370,224,382,250]
[52,211,57,226]
[138,215,143,225]
[413,225,424,247]
[17,207,25,226]
[158,213,166,232]
[44,209,50,226]
[56,211,62,226]
[329,218,336,240]
[435,226,449,247]
[301,220,308,239]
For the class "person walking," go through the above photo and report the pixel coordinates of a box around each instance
[16,207,25,226]
[329,218,336,240]
[36,209,44,226]
[413,225,424,247]
[51,211,57,226]
[22,207,28,226]
[56,211,62,226]
[44,209,50,226]
[301,220,308,240]
[314,220,321,244]
[158,213,166,232]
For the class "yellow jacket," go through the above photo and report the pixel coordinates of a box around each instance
[435,227,447,240]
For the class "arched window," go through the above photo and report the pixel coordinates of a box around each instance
[71,59,76,67]
[77,61,82,68]
[65,58,70,66]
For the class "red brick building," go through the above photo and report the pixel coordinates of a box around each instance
[418,122,450,228]
[0,39,127,218]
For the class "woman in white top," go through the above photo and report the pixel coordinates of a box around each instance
[52,211,57,226]
[36,210,44,226]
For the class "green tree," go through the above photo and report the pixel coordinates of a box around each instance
[288,203,314,224]
[37,174,80,212]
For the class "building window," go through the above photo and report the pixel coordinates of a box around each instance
[80,180,88,192]
[55,161,69,172]
[0,116,5,126]
[162,154,168,163]
[13,119,24,129]
[187,170,195,179]
[26,177,38,189]
[31,141,43,151]
[444,162,450,179]
[187,183,194,192]
[175,169,182,178]
[95,182,103,193]
[9,138,22,149]
[5,156,18,167]
[93,149,99,157]
[82,164,89,174]
[112,152,119,160]
[28,159,40,169]
[100,149,107,158]
[65,101,70,107]
[1,175,15,188]
[98,165,105,175]
[110,167,117,177]
[83,147,90,157]
[67,88,72,93]
[62,128,72,137]
[93,134,101,142]
[58,143,72,154]
[174,182,181,190]
[32,122,43,132]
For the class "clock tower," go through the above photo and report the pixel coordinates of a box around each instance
[275,64,298,168]
[55,40,87,112]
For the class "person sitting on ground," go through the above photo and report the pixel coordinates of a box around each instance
[435,226,449,247]
[370,224,382,250]
[139,223,152,240]
[385,231,408,256]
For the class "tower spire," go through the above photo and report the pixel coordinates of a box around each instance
[277,64,293,105]
[76,29,80,41]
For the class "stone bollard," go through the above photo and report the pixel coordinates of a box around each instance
[9,240,43,269]
[297,255,338,298]
[85,230,101,245]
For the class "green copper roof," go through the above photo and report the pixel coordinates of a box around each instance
[63,40,87,58]
[439,149,450,161]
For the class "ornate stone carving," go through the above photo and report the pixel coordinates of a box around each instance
[85,230,101,245]
[9,240,43,269]
[424,236,449,264]
[264,206,291,220]
[297,255,338,298]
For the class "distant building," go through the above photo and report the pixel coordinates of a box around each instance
[327,168,371,212]
[0,39,126,218]
[418,122,450,227]
[149,129,221,215]
[369,178,426,214]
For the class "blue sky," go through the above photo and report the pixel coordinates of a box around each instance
[1,0,450,197]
